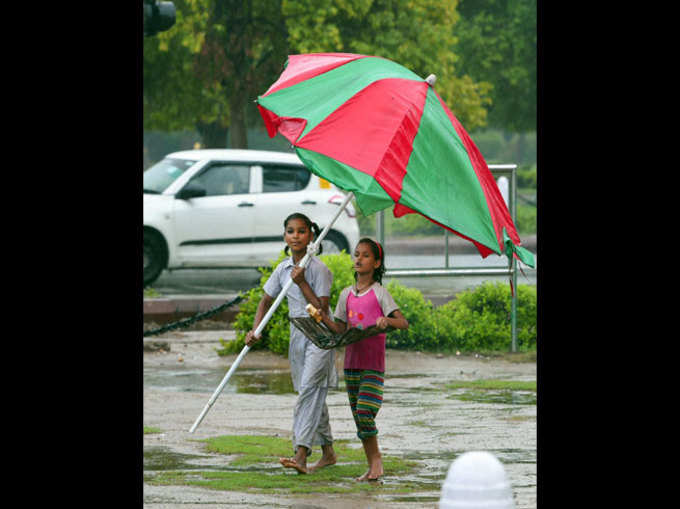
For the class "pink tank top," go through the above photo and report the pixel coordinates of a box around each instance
[343,288,386,372]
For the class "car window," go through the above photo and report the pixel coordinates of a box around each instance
[191,164,251,196]
[262,165,311,193]
[143,158,196,193]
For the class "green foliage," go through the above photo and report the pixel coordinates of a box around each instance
[516,203,536,234]
[144,0,289,142]
[144,287,161,298]
[455,0,537,133]
[319,251,355,312]
[219,251,291,356]
[517,164,537,188]
[384,281,438,350]
[435,282,536,352]
[145,0,495,145]
[220,254,536,356]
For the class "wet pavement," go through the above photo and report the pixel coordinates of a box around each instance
[143,330,536,508]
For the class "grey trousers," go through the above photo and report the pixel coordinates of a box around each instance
[289,324,337,452]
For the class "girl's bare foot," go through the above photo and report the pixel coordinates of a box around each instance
[367,460,384,481]
[355,469,370,482]
[308,452,337,472]
[356,436,383,482]
[279,457,308,474]
[355,464,383,482]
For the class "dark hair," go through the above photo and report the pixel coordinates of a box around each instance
[283,212,323,255]
[354,237,386,284]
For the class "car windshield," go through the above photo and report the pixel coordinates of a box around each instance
[143,158,197,193]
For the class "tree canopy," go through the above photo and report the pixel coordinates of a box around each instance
[143,0,496,148]
[454,0,536,133]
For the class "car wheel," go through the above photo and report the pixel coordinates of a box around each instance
[144,231,166,287]
[320,230,349,255]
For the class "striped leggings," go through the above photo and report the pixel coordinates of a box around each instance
[344,369,384,440]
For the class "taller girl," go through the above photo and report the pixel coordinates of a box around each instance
[245,212,337,474]
[319,238,408,482]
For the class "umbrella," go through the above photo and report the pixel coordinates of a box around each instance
[256,52,534,267]
[188,52,534,433]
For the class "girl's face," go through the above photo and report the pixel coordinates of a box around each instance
[284,218,313,255]
[353,242,381,275]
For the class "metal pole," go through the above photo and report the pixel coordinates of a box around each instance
[189,192,356,433]
[376,209,385,246]
[510,165,518,352]
[385,267,512,277]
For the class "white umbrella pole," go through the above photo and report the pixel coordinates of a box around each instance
[189,191,355,433]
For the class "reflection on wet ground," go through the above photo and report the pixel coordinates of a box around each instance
[144,446,207,471]
[144,347,536,508]
[143,366,296,394]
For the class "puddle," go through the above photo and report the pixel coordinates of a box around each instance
[144,366,295,394]
[446,389,536,405]
[389,495,441,503]
[144,446,207,471]
[231,370,295,394]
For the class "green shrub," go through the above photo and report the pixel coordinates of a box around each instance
[219,251,291,356]
[218,251,355,357]
[516,203,537,234]
[319,251,355,312]
[219,254,536,356]
[517,164,537,189]
[435,282,537,352]
[383,280,438,350]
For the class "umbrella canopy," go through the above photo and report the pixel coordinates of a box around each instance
[256,52,534,268]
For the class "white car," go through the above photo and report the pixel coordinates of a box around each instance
[143,149,361,286]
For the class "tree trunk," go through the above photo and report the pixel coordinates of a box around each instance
[196,120,229,148]
[228,93,248,149]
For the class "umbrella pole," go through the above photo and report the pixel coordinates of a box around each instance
[188,191,355,433]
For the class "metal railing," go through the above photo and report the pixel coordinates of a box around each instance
[378,164,527,352]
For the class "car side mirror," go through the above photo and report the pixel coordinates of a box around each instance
[176,181,206,200]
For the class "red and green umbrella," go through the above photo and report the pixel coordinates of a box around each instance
[256,52,534,268]
[188,53,536,432]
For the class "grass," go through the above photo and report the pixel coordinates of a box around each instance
[144,425,162,434]
[146,435,420,495]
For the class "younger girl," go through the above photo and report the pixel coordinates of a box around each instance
[318,238,408,482]
[245,213,338,474]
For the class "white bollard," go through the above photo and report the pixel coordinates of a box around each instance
[439,451,515,509]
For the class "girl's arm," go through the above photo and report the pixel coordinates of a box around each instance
[291,266,328,311]
[319,309,348,334]
[376,310,409,330]
[245,293,274,346]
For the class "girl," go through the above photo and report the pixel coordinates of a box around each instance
[245,213,338,474]
[318,238,408,482]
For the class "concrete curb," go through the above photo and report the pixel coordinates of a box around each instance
[144,295,243,326]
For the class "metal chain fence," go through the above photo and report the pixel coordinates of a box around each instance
[143,292,248,337]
